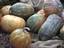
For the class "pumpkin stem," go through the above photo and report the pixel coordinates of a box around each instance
[23,27,30,32]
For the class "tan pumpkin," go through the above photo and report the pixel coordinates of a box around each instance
[1,5,11,15]
[1,15,26,32]
[10,28,31,48]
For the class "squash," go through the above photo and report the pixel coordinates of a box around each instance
[1,15,26,32]
[10,2,34,19]
[27,9,46,33]
[38,14,63,41]
[1,5,11,15]
[10,28,31,48]
[59,25,64,40]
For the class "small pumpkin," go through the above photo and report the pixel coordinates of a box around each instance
[38,14,63,41]
[1,15,26,32]
[10,2,34,19]
[10,28,31,48]
[27,9,46,33]
[1,5,11,15]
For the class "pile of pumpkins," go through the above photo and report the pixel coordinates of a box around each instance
[0,0,64,48]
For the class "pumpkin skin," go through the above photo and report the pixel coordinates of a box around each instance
[27,9,46,33]
[10,28,31,48]
[1,5,11,15]
[1,15,26,32]
[10,2,34,19]
[38,14,63,41]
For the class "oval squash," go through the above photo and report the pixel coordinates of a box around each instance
[10,2,34,19]
[27,9,46,33]
[10,28,31,48]
[1,15,26,32]
[38,14,63,41]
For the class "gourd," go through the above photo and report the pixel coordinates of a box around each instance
[10,2,34,19]
[10,28,31,48]
[38,14,63,41]
[1,5,11,15]
[27,9,46,33]
[59,25,64,40]
[1,15,26,32]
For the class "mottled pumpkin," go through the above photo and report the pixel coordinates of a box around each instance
[38,14,63,41]
[27,9,46,33]
[10,28,31,48]
[10,2,34,19]
[1,15,26,32]
[1,5,11,15]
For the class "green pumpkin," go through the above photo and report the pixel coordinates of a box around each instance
[27,13,46,33]
[10,2,34,19]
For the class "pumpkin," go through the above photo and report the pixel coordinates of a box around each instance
[59,25,64,40]
[1,5,11,15]
[38,14,63,41]
[1,15,26,32]
[10,28,31,48]
[27,9,46,33]
[10,2,34,19]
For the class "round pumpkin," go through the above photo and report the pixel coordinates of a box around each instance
[10,28,31,48]
[1,15,26,32]
[27,11,46,33]
[1,5,11,15]
[38,14,63,41]
[10,2,34,19]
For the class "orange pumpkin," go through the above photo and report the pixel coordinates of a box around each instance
[1,15,26,32]
[10,28,32,48]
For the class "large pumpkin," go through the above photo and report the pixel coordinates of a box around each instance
[10,28,31,48]
[1,15,26,32]
[27,9,46,33]
[10,2,34,19]
[1,5,11,15]
[38,14,63,41]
